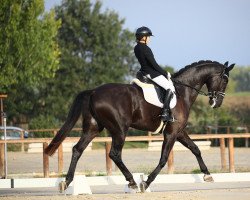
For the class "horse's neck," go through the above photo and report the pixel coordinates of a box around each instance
[176,69,209,90]
[175,67,212,107]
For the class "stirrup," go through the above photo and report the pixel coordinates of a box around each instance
[161,114,175,123]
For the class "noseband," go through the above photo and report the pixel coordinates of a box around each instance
[208,73,228,108]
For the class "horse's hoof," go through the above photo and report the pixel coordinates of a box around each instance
[130,184,138,190]
[139,181,148,193]
[124,183,139,193]
[59,181,67,193]
[203,174,214,182]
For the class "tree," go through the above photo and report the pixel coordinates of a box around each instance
[41,0,137,119]
[163,65,175,74]
[0,0,61,123]
[230,66,250,92]
[0,0,61,92]
[188,98,239,134]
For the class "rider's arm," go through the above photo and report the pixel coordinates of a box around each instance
[144,46,167,76]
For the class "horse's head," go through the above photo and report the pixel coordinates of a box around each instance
[206,62,235,108]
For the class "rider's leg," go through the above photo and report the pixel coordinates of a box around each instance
[151,75,175,91]
[151,75,175,122]
[161,89,174,122]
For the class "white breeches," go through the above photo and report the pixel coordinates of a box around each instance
[147,74,175,92]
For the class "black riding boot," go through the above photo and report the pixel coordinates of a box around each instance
[161,89,174,123]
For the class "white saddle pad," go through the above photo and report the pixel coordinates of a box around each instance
[132,78,177,109]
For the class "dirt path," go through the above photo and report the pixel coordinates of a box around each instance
[1,188,250,200]
[6,147,250,176]
[2,147,250,200]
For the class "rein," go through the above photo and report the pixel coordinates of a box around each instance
[172,79,209,96]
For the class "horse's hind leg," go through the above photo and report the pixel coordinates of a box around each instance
[177,130,214,182]
[62,119,101,191]
[63,134,95,189]
[109,133,138,190]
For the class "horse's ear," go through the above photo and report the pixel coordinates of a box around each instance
[224,61,229,67]
[226,63,235,72]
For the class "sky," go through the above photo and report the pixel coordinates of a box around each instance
[45,0,250,70]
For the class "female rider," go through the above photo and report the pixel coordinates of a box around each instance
[134,26,175,123]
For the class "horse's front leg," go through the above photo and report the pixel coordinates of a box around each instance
[142,134,177,191]
[177,131,214,182]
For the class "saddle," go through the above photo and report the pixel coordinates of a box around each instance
[132,71,177,109]
[136,71,166,103]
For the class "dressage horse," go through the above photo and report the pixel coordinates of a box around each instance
[45,60,234,192]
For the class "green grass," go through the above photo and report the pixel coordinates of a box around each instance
[124,141,148,149]
[226,91,250,97]
[5,144,29,152]
[92,141,148,149]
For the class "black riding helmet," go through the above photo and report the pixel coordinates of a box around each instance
[135,26,153,41]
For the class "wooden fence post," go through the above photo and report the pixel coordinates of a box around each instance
[0,144,4,178]
[228,138,235,173]
[20,131,24,152]
[0,94,7,126]
[58,144,63,175]
[167,149,174,174]
[53,130,57,136]
[43,142,49,177]
[219,138,227,170]
[0,94,7,178]
[245,127,249,147]
[148,132,152,143]
[105,142,112,175]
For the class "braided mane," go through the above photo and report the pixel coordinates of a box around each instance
[172,60,221,78]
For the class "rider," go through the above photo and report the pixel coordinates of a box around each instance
[134,26,175,123]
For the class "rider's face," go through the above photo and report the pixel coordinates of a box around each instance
[140,36,150,44]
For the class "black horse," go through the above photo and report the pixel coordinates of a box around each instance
[45,60,234,192]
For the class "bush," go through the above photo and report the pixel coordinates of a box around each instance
[29,115,61,138]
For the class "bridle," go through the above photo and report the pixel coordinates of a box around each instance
[172,69,229,107]
[207,72,228,108]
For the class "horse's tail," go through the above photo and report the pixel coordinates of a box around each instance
[45,90,92,156]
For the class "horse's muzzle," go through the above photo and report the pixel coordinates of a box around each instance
[209,96,223,108]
